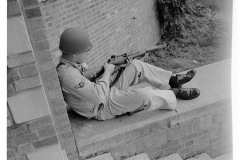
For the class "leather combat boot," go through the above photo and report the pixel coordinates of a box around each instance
[169,69,196,88]
[176,88,200,100]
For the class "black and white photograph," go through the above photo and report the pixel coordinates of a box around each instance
[6,0,238,160]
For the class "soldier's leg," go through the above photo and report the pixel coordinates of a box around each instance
[112,63,139,91]
[131,60,172,90]
[112,60,173,91]
[95,86,177,120]
[112,60,197,94]
[130,60,200,99]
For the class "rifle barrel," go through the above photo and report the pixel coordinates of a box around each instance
[146,44,166,52]
[130,44,166,59]
[84,44,166,81]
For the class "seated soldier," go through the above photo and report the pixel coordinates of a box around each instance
[57,27,200,120]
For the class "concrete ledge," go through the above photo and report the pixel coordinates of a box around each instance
[175,59,231,123]
[69,109,177,156]
[68,59,232,159]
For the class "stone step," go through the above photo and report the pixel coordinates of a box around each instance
[125,153,150,160]
[213,153,232,160]
[86,153,113,160]
[187,153,212,160]
[158,153,183,160]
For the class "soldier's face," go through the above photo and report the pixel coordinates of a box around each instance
[74,43,92,63]
[74,52,88,63]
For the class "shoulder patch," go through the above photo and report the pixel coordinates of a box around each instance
[74,78,85,89]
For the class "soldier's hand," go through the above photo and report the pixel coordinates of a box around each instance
[104,63,115,74]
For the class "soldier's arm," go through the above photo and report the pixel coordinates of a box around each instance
[97,63,115,87]
[60,66,112,103]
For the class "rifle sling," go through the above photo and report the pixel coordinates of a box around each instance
[109,67,125,88]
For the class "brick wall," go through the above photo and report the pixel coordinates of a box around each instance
[7,0,78,160]
[7,0,164,159]
[38,0,160,67]
[75,103,232,160]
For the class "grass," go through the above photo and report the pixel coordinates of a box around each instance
[144,0,232,73]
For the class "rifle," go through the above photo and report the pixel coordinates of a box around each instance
[84,44,166,83]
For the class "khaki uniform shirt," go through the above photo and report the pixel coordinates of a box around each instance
[57,57,110,119]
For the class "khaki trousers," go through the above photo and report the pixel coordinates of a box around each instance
[96,60,177,120]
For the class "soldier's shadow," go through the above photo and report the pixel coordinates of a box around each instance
[66,105,89,121]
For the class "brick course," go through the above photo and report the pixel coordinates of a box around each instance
[74,105,232,160]
[38,60,56,72]
[56,123,72,134]
[33,40,51,52]
[38,125,57,138]
[53,107,68,117]
[25,7,42,19]
[22,0,38,8]
[14,132,38,146]
[7,52,35,68]
[51,98,66,110]
[43,79,61,91]
[9,124,29,137]
[34,51,53,63]
[60,131,74,140]
[7,149,18,159]
[48,88,64,100]
[32,136,58,149]
[7,0,21,17]
[143,132,158,148]
[18,63,38,78]
[39,0,159,66]
[60,137,76,149]
[8,83,17,97]
[54,114,70,127]
[7,68,20,83]
[14,75,41,91]
[15,154,28,160]
[7,119,60,159]
[17,143,34,155]
[27,116,53,131]
[30,29,48,42]
[26,18,45,31]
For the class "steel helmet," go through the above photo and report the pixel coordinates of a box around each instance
[59,28,91,54]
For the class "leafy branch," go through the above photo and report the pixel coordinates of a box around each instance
[155,0,225,47]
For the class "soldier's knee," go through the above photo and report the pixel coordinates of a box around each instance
[167,101,177,110]
[131,59,141,64]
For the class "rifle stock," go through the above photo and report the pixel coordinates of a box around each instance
[84,44,166,81]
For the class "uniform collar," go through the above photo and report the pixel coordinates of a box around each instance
[60,56,89,72]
